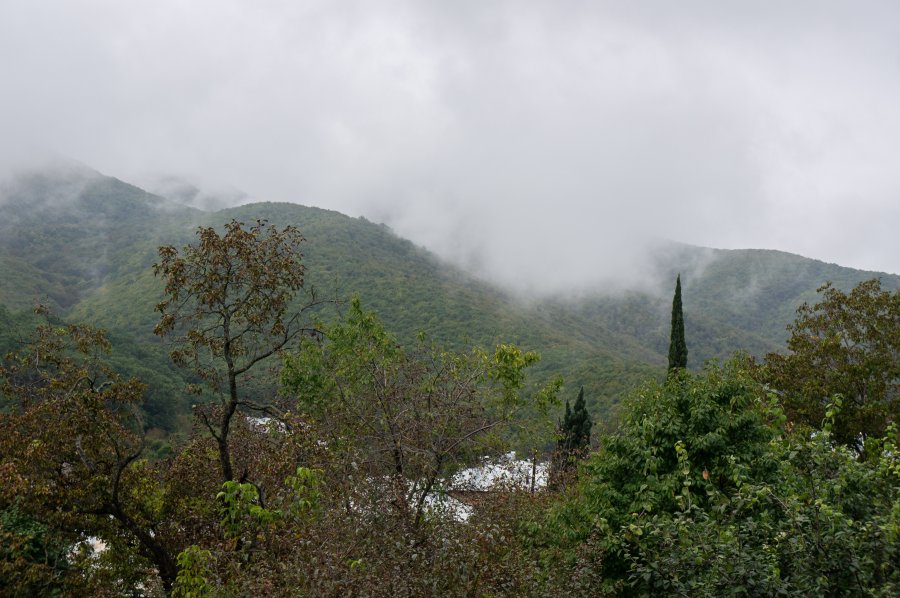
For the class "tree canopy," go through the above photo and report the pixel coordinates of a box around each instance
[0,314,178,592]
[281,296,560,526]
[764,278,900,450]
[3,214,899,595]
[535,360,900,595]
[154,219,324,482]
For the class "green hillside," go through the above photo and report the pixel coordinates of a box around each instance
[3,165,898,433]
[0,164,200,311]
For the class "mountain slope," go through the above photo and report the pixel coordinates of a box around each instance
[3,165,898,432]
[0,163,200,311]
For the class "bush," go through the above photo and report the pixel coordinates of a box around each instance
[537,359,900,596]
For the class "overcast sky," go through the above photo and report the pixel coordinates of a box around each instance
[2,1,899,291]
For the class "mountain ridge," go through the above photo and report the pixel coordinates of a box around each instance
[2,165,898,431]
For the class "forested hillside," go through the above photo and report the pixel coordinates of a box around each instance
[3,164,899,596]
[2,163,898,432]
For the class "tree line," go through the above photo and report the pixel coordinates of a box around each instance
[1,220,898,596]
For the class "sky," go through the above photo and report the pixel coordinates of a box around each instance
[2,1,899,292]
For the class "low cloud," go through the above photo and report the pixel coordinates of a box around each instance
[2,1,899,292]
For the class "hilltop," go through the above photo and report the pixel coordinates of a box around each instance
[2,163,897,432]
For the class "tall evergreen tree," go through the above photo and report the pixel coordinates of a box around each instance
[558,386,592,459]
[668,274,687,372]
[561,399,573,442]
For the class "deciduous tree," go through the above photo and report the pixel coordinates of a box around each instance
[536,359,900,595]
[0,313,177,593]
[764,278,900,450]
[154,219,324,483]
[280,297,560,527]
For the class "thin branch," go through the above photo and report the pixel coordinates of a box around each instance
[75,435,97,474]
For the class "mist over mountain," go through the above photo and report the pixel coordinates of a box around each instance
[5,5,900,591]
[2,163,898,433]
[4,2,900,288]
[132,173,250,212]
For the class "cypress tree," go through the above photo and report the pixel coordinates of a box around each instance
[570,386,592,453]
[559,387,592,456]
[668,274,688,372]
[551,386,593,487]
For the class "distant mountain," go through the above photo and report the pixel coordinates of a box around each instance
[0,162,199,311]
[132,173,249,211]
[2,164,897,432]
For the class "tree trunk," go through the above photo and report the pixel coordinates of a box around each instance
[218,395,236,483]
[220,321,237,483]
[108,503,178,594]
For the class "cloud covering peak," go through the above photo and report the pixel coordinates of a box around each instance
[2,1,899,291]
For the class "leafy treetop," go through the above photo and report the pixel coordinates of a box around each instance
[154,219,322,483]
[281,297,561,526]
[764,278,900,451]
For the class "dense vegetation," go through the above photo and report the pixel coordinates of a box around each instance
[2,164,898,433]
[533,360,899,595]
[2,278,897,595]
[764,279,900,452]
[1,164,898,595]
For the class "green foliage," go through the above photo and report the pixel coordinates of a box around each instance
[154,218,324,483]
[561,387,592,453]
[549,386,593,490]
[282,298,550,419]
[0,505,75,597]
[536,360,900,595]
[217,481,280,541]
[282,297,559,524]
[0,316,180,591]
[154,218,308,392]
[490,343,542,406]
[0,167,199,312]
[668,274,688,371]
[617,426,900,596]
[764,278,900,450]
[174,545,213,598]
[285,466,322,521]
[5,167,898,434]
[657,244,900,351]
[5,166,900,595]
[553,360,776,542]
